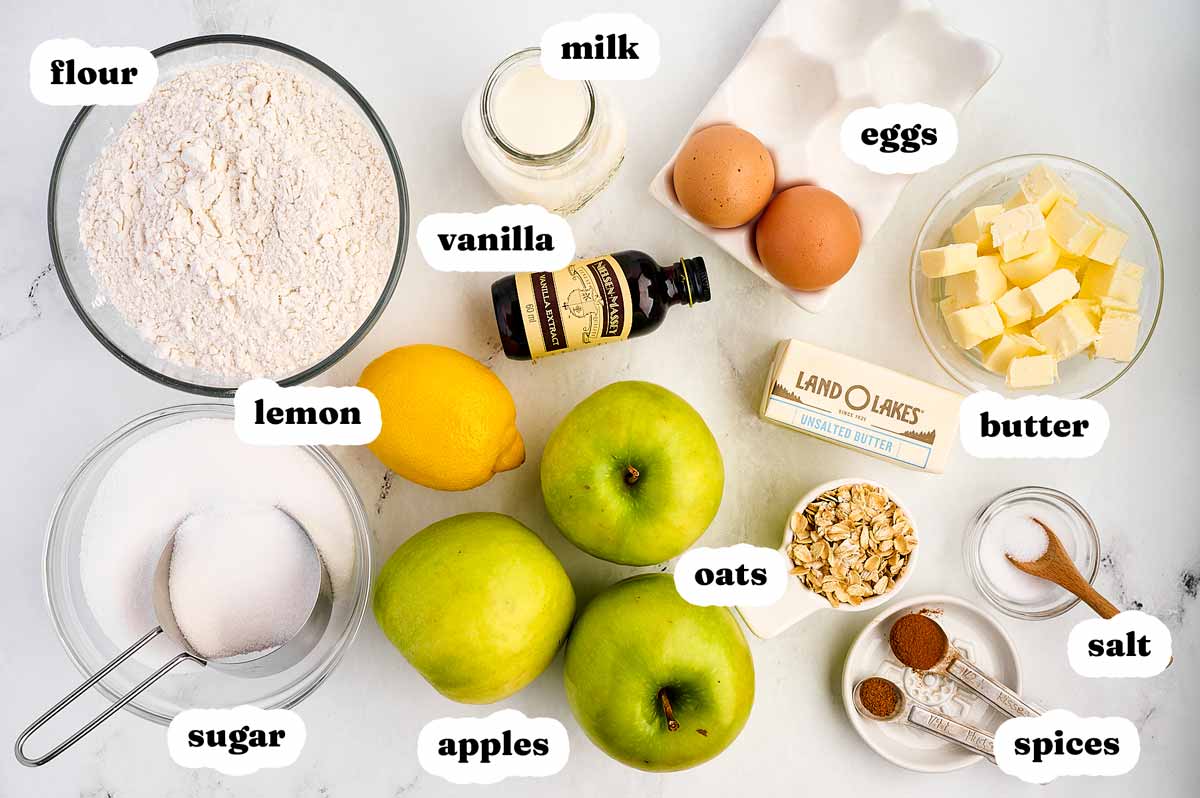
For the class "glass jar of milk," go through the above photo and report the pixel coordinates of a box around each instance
[463,48,626,214]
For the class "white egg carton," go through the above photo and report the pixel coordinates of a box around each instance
[649,0,1000,313]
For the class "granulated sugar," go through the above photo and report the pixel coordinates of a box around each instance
[80,418,354,664]
[79,60,399,378]
[168,506,322,659]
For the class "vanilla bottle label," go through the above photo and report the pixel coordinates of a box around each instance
[514,255,632,358]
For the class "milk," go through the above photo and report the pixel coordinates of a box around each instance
[491,63,590,155]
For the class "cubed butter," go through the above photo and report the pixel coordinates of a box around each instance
[1046,200,1103,256]
[1023,268,1081,316]
[952,204,1003,252]
[1006,354,1059,389]
[1079,258,1143,306]
[1083,214,1128,265]
[946,303,1004,349]
[925,162,1153,393]
[920,243,978,278]
[1000,237,1062,288]
[1059,254,1089,278]
[1011,332,1047,353]
[1092,309,1141,362]
[1064,297,1101,328]
[1032,303,1099,360]
[1004,164,1078,214]
[991,204,1049,261]
[1099,295,1138,313]
[979,333,1043,375]
[995,286,1034,327]
[944,255,1008,307]
[939,295,962,317]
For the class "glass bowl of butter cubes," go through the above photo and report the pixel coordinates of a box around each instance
[910,154,1162,397]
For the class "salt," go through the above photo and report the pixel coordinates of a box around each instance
[978,503,1072,605]
[80,418,354,666]
[168,506,321,659]
[1002,517,1049,563]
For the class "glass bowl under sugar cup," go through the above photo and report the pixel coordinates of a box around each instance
[963,486,1100,620]
[910,154,1162,398]
[48,34,409,397]
[738,478,920,639]
[42,404,372,724]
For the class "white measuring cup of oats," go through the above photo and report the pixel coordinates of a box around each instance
[738,478,921,639]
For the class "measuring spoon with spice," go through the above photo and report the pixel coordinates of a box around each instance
[888,612,1041,719]
[852,677,996,763]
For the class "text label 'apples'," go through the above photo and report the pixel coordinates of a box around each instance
[417,709,568,785]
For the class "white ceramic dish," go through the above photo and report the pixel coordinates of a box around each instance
[841,594,1022,773]
[648,0,1001,313]
[737,477,918,638]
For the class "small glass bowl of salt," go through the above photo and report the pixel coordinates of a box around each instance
[964,487,1101,620]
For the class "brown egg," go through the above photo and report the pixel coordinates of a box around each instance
[672,125,775,228]
[755,186,861,291]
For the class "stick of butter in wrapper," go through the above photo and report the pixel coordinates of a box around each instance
[760,340,964,473]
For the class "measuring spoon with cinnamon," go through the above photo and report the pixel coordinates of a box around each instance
[888,612,1041,719]
[852,677,996,763]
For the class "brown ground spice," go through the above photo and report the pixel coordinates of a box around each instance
[859,677,900,718]
[889,612,948,670]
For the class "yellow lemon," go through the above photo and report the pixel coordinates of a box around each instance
[358,344,525,491]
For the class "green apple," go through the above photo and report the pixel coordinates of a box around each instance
[373,512,575,703]
[564,574,754,771]
[540,381,724,565]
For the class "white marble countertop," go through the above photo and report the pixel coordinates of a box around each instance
[2,1,1197,795]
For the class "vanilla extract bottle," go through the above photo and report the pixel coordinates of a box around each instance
[491,250,711,360]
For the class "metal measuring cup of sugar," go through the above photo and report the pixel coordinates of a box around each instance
[15,507,331,767]
[737,478,921,639]
[852,678,997,763]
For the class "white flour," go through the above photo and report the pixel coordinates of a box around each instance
[79,60,399,378]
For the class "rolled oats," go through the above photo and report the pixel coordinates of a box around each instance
[785,483,916,608]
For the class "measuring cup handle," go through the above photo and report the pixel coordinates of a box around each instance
[907,705,996,763]
[14,626,202,767]
[737,574,824,639]
[947,656,1041,719]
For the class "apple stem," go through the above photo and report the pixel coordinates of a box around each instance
[625,465,640,485]
[659,689,680,732]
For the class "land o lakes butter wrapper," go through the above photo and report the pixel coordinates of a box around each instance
[760,340,964,473]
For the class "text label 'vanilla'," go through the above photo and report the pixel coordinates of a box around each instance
[418,205,575,273]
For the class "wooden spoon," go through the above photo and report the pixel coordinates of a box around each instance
[1005,517,1119,618]
[1010,519,1172,668]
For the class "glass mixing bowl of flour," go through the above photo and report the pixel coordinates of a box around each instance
[42,404,372,724]
[49,35,408,396]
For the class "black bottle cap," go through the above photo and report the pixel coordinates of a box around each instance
[680,256,711,304]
